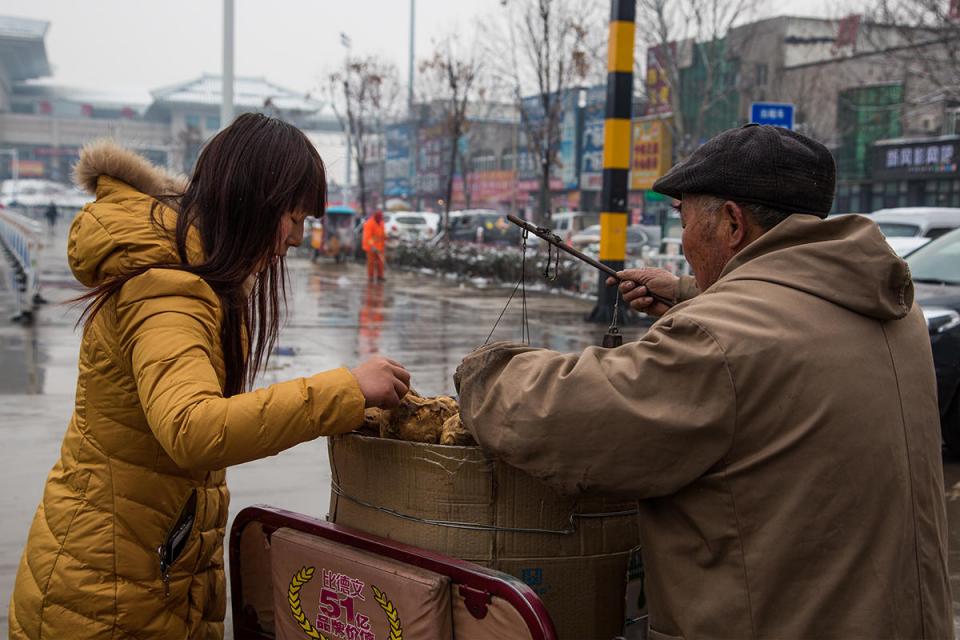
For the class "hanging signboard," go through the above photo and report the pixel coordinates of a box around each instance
[629,118,673,191]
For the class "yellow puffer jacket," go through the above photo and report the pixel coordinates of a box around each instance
[9,142,366,639]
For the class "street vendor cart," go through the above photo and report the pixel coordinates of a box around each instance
[311,206,357,263]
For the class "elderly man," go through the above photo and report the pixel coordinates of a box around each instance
[456,125,951,639]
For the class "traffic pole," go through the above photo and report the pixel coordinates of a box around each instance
[588,0,635,323]
[221,0,235,130]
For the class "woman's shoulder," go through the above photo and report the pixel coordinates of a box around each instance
[116,268,222,313]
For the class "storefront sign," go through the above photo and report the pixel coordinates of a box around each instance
[629,119,673,191]
[451,170,517,206]
[15,160,45,177]
[873,138,958,179]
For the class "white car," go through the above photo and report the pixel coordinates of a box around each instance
[384,212,432,241]
[869,207,960,256]
[570,224,661,256]
[550,211,600,243]
[0,179,90,210]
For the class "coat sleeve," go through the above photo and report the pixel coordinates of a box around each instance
[677,275,700,302]
[455,315,736,499]
[116,269,366,471]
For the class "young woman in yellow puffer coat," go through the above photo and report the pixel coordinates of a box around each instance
[9,113,411,639]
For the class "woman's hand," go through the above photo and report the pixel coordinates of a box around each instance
[351,357,411,409]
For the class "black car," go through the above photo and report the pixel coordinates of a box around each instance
[905,228,960,452]
[447,211,522,246]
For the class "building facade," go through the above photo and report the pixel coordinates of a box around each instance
[0,14,347,189]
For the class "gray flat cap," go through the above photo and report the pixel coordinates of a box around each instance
[652,124,836,217]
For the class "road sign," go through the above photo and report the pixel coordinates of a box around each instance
[750,102,795,130]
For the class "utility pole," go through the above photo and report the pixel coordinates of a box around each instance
[408,0,418,209]
[588,0,635,323]
[408,0,416,114]
[341,33,353,205]
[221,0,235,129]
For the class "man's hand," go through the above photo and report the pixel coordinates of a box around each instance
[605,268,679,317]
[351,357,410,409]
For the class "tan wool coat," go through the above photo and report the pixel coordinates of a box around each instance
[9,143,366,639]
[458,214,952,639]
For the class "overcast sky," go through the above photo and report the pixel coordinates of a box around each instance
[7,0,835,101]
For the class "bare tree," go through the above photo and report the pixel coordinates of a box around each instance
[866,0,960,109]
[637,0,760,159]
[489,0,604,223]
[418,37,485,238]
[328,56,400,218]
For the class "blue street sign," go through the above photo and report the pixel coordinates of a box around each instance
[750,102,795,130]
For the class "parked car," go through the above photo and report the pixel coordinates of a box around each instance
[418,212,441,236]
[905,227,960,453]
[550,211,600,243]
[870,207,960,256]
[570,224,661,256]
[384,212,432,242]
[0,178,89,212]
[447,210,521,245]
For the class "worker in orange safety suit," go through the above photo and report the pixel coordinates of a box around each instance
[362,210,386,283]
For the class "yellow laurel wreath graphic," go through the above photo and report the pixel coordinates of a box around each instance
[371,585,403,640]
[288,567,328,640]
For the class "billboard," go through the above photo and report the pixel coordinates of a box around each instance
[384,123,413,197]
[629,118,673,191]
[452,170,517,206]
[579,86,607,192]
[646,45,673,115]
[414,122,446,196]
[557,89,579,190]
[520,89,580,190]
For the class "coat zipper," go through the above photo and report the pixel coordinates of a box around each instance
[157,489,197,599]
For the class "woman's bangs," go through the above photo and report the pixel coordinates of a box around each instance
[296,151,327,217]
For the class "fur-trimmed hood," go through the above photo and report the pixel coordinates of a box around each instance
[68,141,200,288]
[73,139,187,197]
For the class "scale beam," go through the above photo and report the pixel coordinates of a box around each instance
[506,215,674,309]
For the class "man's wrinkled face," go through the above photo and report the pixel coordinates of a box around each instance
[678,195,730,291]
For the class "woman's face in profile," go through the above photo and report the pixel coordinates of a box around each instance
[275,210,309,257]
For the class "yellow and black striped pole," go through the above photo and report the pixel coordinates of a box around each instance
[589,0,636,323]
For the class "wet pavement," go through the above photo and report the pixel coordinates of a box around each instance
[3,222,960,637]
[0,222,646,635]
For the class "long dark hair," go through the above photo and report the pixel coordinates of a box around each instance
[80,113,327,396]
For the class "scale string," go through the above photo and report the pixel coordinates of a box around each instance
[483,228,531,346]
[521,229,529,343]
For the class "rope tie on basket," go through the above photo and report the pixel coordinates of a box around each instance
[329,478,639,535]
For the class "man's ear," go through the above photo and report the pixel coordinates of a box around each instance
[721,200,750,250]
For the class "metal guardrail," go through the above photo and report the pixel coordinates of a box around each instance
[0,207,43,322]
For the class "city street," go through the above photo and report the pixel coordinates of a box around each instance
[3,0,959,636]
[3,223,960,636]
[0,222,649,634]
